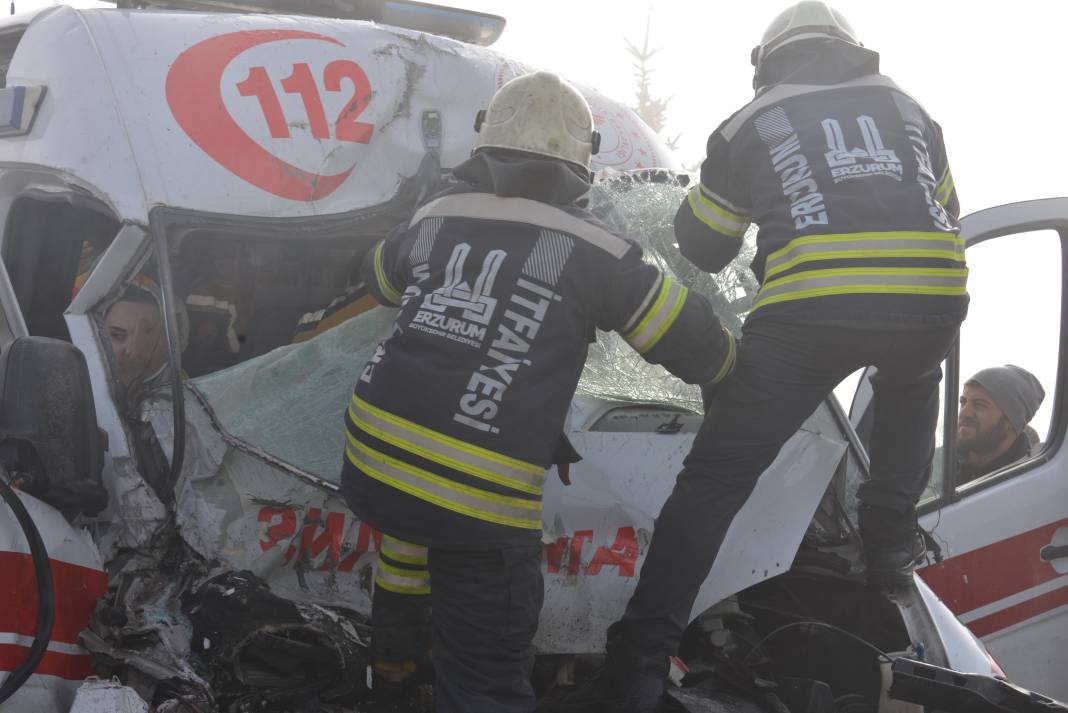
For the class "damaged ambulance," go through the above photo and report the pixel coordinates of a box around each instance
[0,2,1066,712]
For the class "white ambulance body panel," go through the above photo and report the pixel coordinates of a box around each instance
[5,6,675,222]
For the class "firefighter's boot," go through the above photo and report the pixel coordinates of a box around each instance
[360,660,433,712]
[558,625,666,713]
[558,666,665,713]
[859,504,927,590]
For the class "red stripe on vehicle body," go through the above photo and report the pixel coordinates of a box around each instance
[919,517,1068,615]
[0,644,94,681]
[966,582,1068,638]
[0,552,108,644]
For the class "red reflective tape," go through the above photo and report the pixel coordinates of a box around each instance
[0,552,108,644]
[0,644,94,681]
[967,583,1068,638]
[919,517,1068,614]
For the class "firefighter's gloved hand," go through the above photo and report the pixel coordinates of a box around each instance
[556,462,572,486]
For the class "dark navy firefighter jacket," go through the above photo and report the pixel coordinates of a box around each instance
[675,41,968,330]
[342,153,736,549]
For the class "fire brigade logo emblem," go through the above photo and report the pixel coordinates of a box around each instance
[421,244,504,325]
[822,115,903,183]
[410,244,506,348]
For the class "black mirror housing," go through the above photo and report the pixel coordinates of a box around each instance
[0,336,107,517]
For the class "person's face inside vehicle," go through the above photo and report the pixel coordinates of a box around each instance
[105,298,166,386]
[958,383,1016,456]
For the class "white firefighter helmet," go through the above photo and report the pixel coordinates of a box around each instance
[752,1,861,72]
[473,71,600,174]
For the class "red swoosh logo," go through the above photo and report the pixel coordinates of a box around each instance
[166,30,355,202]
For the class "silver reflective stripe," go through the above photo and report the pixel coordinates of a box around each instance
[687,186,749,236]
[722,75,904,141]
[350,396,544,494]
[347,440,543,530]
[624,278,687,353]
[621,272,663,334]
[381,535,428,564]
[375,561,431,594]
[755,269,968,309]
[764,234,966,278]
[410,193,630,258]
[699,185,747,216]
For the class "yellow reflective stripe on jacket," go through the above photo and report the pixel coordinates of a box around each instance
[346,437,542,530]
[375,559,431,595]
[686,185,750,237]
[705,329,737,385]
[936,167,955,207]
[623,277,688,354]
[373,241,403,305]
[381,535,428,565]
[752,266,969,311]
[349,395,544,495]
[764,231,966,280]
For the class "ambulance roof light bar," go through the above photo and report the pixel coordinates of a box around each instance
[105,0,507,46]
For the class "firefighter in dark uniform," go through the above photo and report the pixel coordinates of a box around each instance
[340,71,737,713]
[564,3,968,711]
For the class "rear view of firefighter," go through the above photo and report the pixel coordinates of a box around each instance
[565,3,967,711]
[340,71,736,712]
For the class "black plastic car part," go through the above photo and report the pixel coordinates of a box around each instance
[890,658,1068,713]
[0,336,107,517]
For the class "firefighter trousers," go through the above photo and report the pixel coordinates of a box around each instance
[427,544,543,713]
[370,538,542,712]
[611,319,959,674]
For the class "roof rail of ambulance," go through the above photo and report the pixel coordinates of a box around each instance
[100,0,506,46]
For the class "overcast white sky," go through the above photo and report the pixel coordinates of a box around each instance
[18,0,1068,432]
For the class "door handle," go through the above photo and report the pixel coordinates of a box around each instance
[1040,544,1068,561]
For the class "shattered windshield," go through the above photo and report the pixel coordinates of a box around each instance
[192,173,760,480]
[581,174,758,411]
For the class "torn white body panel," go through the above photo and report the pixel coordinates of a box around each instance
[536,410,845,652]
[172,306,848,652]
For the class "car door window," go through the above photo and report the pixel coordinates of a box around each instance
[1,195,120,341]
[927,229,1062,505]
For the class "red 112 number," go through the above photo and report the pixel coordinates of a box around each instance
[237,60,374,144]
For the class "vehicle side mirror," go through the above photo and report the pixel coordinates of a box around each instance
[0,336,108,517]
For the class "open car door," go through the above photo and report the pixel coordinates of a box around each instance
[850,198,1068,699]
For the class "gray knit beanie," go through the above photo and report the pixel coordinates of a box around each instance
[967,365,1045,432]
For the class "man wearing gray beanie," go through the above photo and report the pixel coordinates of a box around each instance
[958,365,1045,484]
